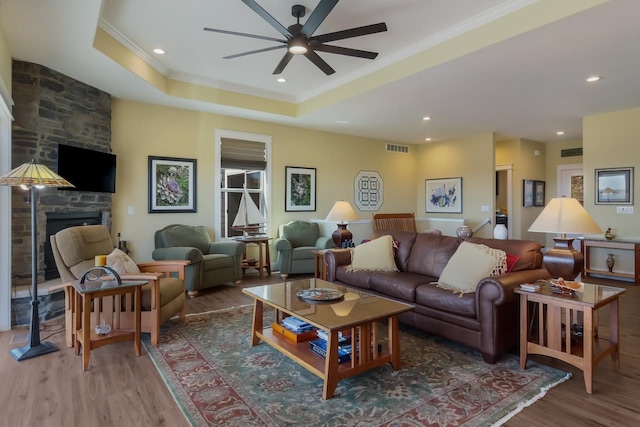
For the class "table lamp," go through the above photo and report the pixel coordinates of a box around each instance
[325,200,358,248]
[0,159,74,361]
[528,197,602,280]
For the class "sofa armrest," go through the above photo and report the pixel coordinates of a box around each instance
[315,236,335,249]
[476,268,550,308]
[274,237,292,251]
[208,241,245,257]
[152,247,203,263]
[324,249,352,282]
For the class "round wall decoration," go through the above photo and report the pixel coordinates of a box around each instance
[354,170,383,211]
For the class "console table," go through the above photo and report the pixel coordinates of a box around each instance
[581,238,640,285]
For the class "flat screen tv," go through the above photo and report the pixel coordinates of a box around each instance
[57,144,117,193]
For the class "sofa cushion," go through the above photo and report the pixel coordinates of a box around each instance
[141,277,184,311]
[370,271,433,302]
[347,235,398,272]
[107,248,141,275]
[291,247,317,260]
[281,221,319,248]
[406,234,460,278]
[437,242,505,295]
[415,283,477,318]
[371,229,418,272]
[160,225,211,255]
[336,265,373,289]
[202,254,233,271]
[466,237,542,271]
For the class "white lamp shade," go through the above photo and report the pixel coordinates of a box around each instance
[528,197,602,235]
[325,201,358,223]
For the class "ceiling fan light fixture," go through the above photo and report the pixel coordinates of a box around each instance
[288,39,308,54]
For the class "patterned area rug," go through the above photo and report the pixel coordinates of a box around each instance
[144,306,570,427]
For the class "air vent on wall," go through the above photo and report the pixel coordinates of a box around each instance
[386,143,409,154]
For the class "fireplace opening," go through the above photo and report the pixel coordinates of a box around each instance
[44,211,102,280]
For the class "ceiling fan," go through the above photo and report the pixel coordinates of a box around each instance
[204,0,387,76]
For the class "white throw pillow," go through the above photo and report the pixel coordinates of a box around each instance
[346,235,398,272]
[437,242,506,296]
[106,248,141,275]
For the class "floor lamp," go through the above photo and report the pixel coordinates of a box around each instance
[528,197,602,280]
[0,159,74,361]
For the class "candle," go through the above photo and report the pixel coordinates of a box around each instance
[95,255,107,267]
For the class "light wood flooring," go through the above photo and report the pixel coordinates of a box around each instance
[1,272,638,426]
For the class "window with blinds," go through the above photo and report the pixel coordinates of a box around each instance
[220,138,268,238]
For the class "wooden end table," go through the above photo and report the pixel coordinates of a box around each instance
[70,279,146,371]
[515,282,625,393]
[236,236,272,279]
[311,249,329,280]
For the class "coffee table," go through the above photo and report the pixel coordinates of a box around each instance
[242,278,414,399]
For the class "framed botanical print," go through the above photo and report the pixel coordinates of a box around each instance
[425,177,462,213]
[148,156,197,213]
[285,166,316,211]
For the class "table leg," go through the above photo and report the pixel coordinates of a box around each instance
[323,330,340,400]
[583,308,594,394]
[389,316,401,370]
[519,296,529,370]
[134,287,142,356]
[610,298,620,371]
[257,242,264,280]
[250,300,263,347]
[265,241,271,276]
[82,294,91,371]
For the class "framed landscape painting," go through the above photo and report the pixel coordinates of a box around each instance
[425,177,462,213]
[534,180,545,207]
[595,167,634,204]
[285,166,316,212]
[148,156,197,213]
[523,179,534,207]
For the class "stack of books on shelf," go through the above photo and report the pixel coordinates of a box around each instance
[309,330,352,364]
[272,316,318,343]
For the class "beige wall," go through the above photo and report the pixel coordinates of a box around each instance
[416,133,495,238]
[111,99,418,261]
[0,23,11,105]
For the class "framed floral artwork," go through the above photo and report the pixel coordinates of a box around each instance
[148,156,197,213]
[523,179,534,207]
[534,180,545,207]
[425,177,462,213]
[285,166,316,211]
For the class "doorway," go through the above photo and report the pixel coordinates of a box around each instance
[495,164,513,239]
[557,164,584,250]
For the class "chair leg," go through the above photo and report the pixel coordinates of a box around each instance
[179,305,186,321]
[234,279,242,286]
[187,290,199,298]
[280,273,288,279]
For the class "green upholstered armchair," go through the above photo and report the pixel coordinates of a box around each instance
[274,220,335,279]
[152,224,245,297]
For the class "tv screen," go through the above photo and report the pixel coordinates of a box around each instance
[57,144,117,193]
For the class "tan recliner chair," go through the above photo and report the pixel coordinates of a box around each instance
[50,225,188,346]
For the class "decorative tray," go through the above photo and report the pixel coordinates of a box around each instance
[297,288,344,303]
[549,278,584,295]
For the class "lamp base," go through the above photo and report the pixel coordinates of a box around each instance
[543,237,583,280]
[332,224,353,248]
[10,341,58,362]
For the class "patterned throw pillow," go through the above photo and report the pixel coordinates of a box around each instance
[437,242,506,296]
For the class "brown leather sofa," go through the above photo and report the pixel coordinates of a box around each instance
[324,230,550,363]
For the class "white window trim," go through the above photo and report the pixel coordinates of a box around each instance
[214,129,272,241]
[0,82,13,331]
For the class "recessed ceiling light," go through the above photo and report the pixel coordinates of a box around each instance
[422,116,431,121]
[153,48,165,55]
[425,137,432,141]
[276,78,286,83]
[556,131,565,135]
[336,120,349,124]
[586,76,602,83]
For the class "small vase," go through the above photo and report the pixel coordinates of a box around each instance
[606,254,615,273]
[493,224,508,240]
[456,225,473,239]
[605,229,615,240]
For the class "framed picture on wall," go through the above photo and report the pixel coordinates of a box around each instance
[425,177,462,213]
[595,167,634,204]
[148,156,197,213]
[285,166,316,211]
[534,180,545,207]
[523,179,534,207]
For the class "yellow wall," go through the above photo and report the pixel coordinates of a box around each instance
[416,133,495,238]
[0,23,12,105]
[111,99,418,261]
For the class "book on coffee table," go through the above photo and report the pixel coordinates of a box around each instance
[309,338,351,364]
[272,322,318,343]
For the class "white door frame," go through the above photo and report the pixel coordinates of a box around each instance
[0,84,13,331]
[496,164,513,239]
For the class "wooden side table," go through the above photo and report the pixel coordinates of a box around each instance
[515,282,625,394]
[70,279,146,371]
[311,249,329,280]
[581,238,640,285]
[237,236,272,279]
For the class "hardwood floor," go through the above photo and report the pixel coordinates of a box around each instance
[1,272,638,426]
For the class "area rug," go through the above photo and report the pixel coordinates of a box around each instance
[143,306,570,427]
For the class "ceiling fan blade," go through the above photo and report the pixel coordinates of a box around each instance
[204,27,286,44]
[301,0,339,36]
[273,52,294,74]
[225,45,286,59]
[312,44,378,59]
[241,0,292,39]
[304,50,335,75]
[311,22,387,44]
